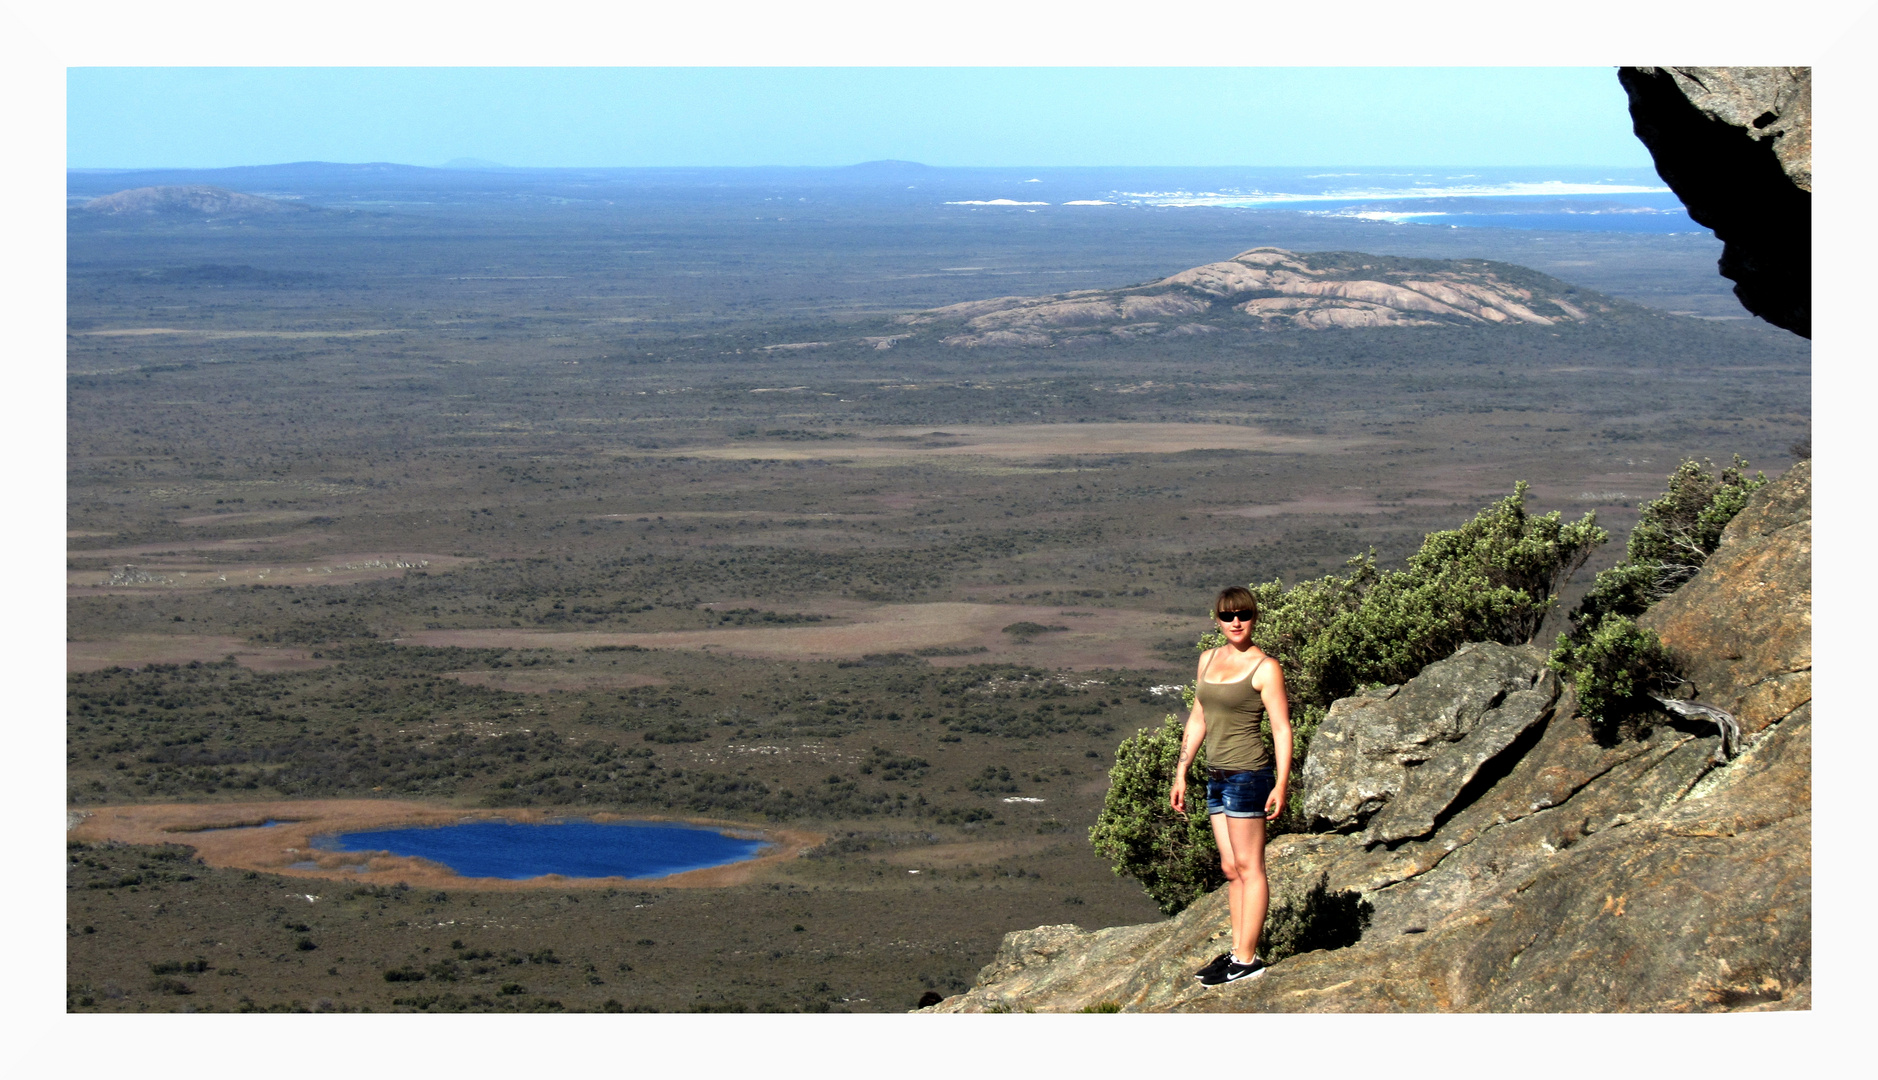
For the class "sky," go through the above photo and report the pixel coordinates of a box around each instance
[67,67,1653,170]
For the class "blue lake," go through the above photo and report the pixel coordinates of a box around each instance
[311,819,769,881]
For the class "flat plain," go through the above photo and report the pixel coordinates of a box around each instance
[65,169,1809,1012]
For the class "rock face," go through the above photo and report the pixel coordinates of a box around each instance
[1618,67,1810,338]
[926,464,1810,1013]
[1299,642,1558,841]
[894,248,1617,348]
[80,185,296,217]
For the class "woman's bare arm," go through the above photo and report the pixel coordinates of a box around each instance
[1169,651,1211,814]
[1256,660,1292,818]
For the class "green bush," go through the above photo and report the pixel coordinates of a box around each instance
[1088,714,1222,916]
[1549,457,1765,725]
[1549,614,1678,727]
[148,977,194,996]
[1261,872,1375,963]
[1565,456,1766,635]
[1227,482,1603,771]
[1002,621,1068,638]
[1252,482,1603,714]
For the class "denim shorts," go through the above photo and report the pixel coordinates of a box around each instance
[1206,768,1275,819]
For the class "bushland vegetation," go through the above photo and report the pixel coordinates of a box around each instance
[1087,713,1224,914]
[68,647,1145,822]
[67,179,1806,1009]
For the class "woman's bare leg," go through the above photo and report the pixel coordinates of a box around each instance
[1225,815,1269,961]
[1210,811,1244,955]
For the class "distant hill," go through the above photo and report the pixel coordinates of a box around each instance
[896,247,1621,347]
[79,185,300,217]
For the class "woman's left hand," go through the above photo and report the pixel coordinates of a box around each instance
[1265,785,1287,821]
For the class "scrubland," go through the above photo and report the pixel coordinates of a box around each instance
[66,194,1808,1011]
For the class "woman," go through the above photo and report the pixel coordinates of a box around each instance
[1169,585,1292,986]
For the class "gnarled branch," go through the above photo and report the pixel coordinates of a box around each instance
[1650,696,1740,762]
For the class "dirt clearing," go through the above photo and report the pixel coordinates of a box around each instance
[1213,493,1460,519]
[67,635,330,673]
[673,422,1364,463]
[402,602,1196,669]
[439,669,670,694]
[878,834,1078,871]
[173,510,321,528]
[68,552,470,593]
[71,533,332,559]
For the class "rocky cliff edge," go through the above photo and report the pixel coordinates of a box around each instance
[1618,67,1810,338]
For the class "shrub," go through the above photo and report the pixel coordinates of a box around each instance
[966,766,1017,793]
[148,977,194,995]
[1002,622,1068,637]
[1250,483,1603,718]
[1261,872,1374,963]
[1564,456,1766,636]
[1088,713,1222,916]
[1549,456,1765,726]
[1549,615,1678,727]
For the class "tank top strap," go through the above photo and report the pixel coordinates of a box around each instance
[1199,648,1217,679]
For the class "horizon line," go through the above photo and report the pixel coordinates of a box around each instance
[68,160,1664,173]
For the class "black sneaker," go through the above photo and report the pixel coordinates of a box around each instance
[1192,952,1231,980]
[1223,956,1269,983]
[1201,955,1267,986]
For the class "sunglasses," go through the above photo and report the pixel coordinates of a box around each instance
[1215,611,1254,624]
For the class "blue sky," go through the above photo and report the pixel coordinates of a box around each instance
[67,67,1651,170]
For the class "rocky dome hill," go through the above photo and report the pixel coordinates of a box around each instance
[926,460,1810,1013]
[79,185,299,218]
[892,247,1621,348]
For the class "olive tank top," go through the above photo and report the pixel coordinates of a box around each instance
[1196,650,1274,772]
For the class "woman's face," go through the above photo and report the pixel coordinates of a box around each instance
[1216,609,1255,644]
